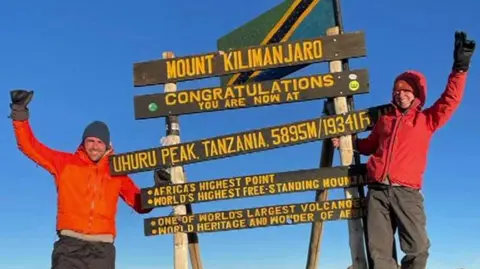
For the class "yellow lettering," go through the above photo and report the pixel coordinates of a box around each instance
[299,199,360,213]
[268,179,320,194]
[202,132,268,158]
[323,74,334,86]
[165,55,215,80]
[156,225,184,235]
[270,120,318,146]
[160,143,197,166]
[244,174,275,186]
[321,112,371,137]
[286,92,299,101]
[253,93,281,105]
[196,188,241,202]
[321,175,367,188]
[225,97,246,108]
[241,185,266,197]
[111,150,158,173]
[340,208,352,218]
[147,199,362,235]
[248,217,268,227]
[162,72,336,110]
[223,39,324,72]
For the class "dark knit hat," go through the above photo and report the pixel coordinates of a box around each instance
[82,121,110,147]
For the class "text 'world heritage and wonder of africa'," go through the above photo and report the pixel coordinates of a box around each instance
[144,198,365,235]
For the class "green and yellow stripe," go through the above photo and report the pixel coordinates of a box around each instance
[227,0,320,86]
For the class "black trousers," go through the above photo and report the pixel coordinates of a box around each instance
[366,185,430,269]
[51,235,115,269]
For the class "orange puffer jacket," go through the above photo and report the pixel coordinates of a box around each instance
[356,70,467,189]
[12,120,152,237]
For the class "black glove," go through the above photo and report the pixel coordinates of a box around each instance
[154,168,172,187]
[453,31,476,72]
[9,89,34,121]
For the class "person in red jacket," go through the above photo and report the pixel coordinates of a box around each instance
[332,31,475,269]
[9,91,154,269]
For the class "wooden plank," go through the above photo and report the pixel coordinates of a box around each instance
[328,26,368,269]
[133,32,366,86]
[217,0,336,86]
[160,52,189,269]
[141,164,368,209]
[305,100,336,269]
[134,69,369,119]
[185,202,203,269]
[109,104,392,176]
[144,198,365,236]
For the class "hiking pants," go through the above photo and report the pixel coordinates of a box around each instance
[366,185,430,269]
[51,235,115,269]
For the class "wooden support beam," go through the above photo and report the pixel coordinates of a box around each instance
[186,195,204,269]
[305,117,335,269]
[161,51,198,269]
[327,26,368,269]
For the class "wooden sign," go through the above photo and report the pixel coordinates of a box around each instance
[144,198,365,235]
[134,69,369,119]
[217,0,336,86]
[133,32,366,86]
[141,164,368,209]
[109,104,392,176]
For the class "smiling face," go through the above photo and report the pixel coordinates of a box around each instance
[393,79,416,109]
[394,89,415,109]
[83,137,107,161]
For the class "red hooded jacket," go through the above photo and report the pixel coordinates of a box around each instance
[12,120,152,238]
[356,70,467,189]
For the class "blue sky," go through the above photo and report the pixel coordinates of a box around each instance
[1,0,479,268]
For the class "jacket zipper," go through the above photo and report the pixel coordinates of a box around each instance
[88,167,98,231]
[381,111,405,181]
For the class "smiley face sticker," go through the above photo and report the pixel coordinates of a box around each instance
[348,73,360,91]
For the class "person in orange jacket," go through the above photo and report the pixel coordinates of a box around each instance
[333,31,475,269]
[9,90,154,269]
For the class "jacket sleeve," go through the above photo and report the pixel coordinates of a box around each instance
[12,119,69,176]
[355,120,381,156]
[120,176,153,214]
[424,70,467,132]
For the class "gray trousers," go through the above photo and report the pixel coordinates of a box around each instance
[51,235,115,269]
[366,185,430,269]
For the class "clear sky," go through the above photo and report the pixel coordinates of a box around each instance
[1,0,479,268]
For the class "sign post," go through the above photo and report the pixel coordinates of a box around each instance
[328,25,368,269]
[160,52,189,269]
[117,0,392,267]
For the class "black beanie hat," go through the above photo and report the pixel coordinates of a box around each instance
[82,121,110,147]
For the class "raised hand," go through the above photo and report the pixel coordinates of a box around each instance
[10,89,34,106]
[453,31,476,72]
[9,89,34,121]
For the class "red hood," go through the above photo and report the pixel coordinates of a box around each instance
[392,70,427,109]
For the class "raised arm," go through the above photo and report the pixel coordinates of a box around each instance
[424,31,475,132]
[10,90,69,176]
[423,71,467,132]
[119,176,153,214]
